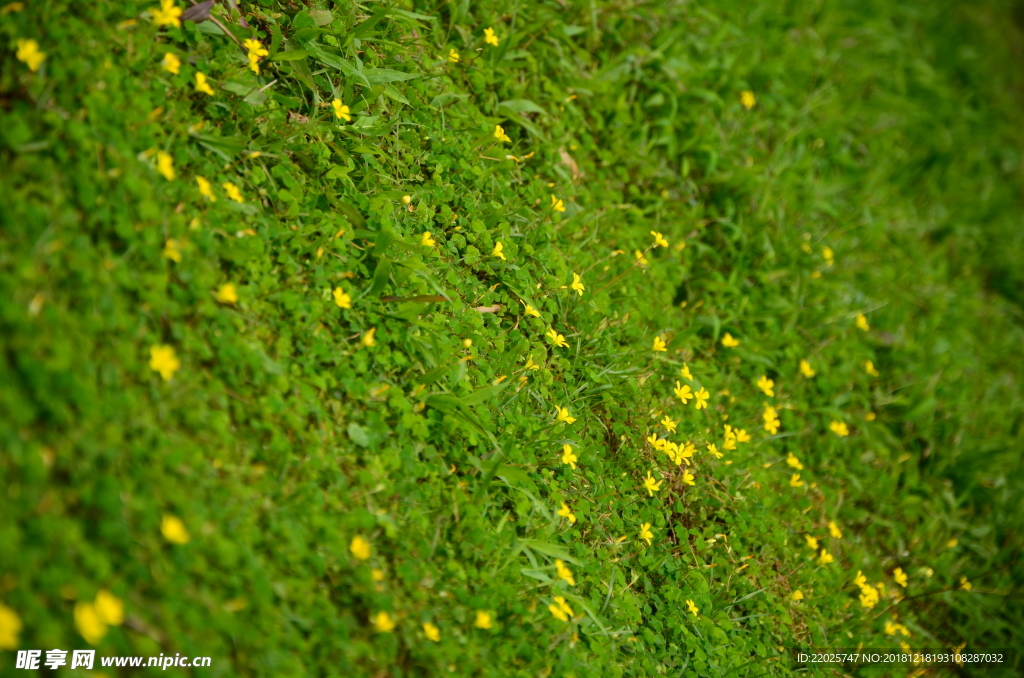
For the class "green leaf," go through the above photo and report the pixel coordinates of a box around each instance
[270,50,311,62]
[362,68,419,85]
[521,540,581,565]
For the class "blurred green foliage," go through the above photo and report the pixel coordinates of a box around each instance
[1,0,1022,676]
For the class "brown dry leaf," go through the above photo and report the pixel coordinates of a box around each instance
[288,111,310,124]
[559,148,581,182]
[472,304,503,313]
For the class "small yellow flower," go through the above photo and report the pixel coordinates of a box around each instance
[421,231,437,247]
[247,52,261,75]
[74,602,107,645]
[673,381,693,404]
[685,599,699,616]
[756,375,774,397]
[638,522,654,546]
[693,387,709,410]
[680,364,693,381]
[791,590,804,601]
[524,355,540,371]
[818,549,834,565]
[947,538,959,549]
[401,195,412,204]
[149,345,180,380]
[634,250,648,266]
[551,195,566,212]
[546,328,569,348]
[740,90,756,109]
[721,332,740,347]
[152,0,182,27]
[860,587,879,608]
[474,610,493,629]
[523,303,541,318]
[333,287,351,309]
[555,559,575,586]
[215,283,238,305]
[195,71,215,95]
[652,335,667,352]
[361,328,377,347]
[163,238,182,262]
[561,444,577,469]
[959,576,972,591]
[828,521,843,539]
[789,473,804,488]
[94,590,124,626]
[156,151,175,181]
[161,514,190,543]
[554,406,576,425]
[660,416,677,433]
[483,27,499,46]
[494,125,511,142]
[15,38,46,72]
[864,360,879,376]
[423,622,441,641]
[854,571,868,588]
[492,241,506,260]
[650,231,668,248]
[162,51,181,75]
[787,453,803,470]
[643,471,662,496]
[371,568,385,582]
[682,469,696,486]
[548,596,573,622]
[331,99,352,121]
[799,359,815,377]
[763,405,781,434]
[856,313,870,331]
[196,176,216,202]
[372,611,395,633]
[223,182,243,203]
[735,428,751,443]
[570,272,584,296]
[805,534,819,550]
[829,420,849,437]
[350,535,371,560]
[557,501,577,524]
[893,568,908,587]
[448,48,460,63]
[680,441,696,459]
[0,603,23,650]
[707,443,722,459]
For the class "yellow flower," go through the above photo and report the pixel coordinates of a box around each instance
[483,27,499,46]
[791,590,804,601]
[652,335,668,352]
[660,416,678,433]
[638,522,654,546]
[959,576,972,591]
[864,360,879,377]
[161,514,190,543]
[740,90,756,109]
[247,52,261,75]
[735,428,751,443]
[474,610,493,629]
[787,453,803,470]
[763,405,781,434]
[149,345,181,381]
[195,71,215,95]
[685,599,699,616]
[682,469,695,486]
[634,249,648,266]
[679,441,696,459]
[570,272,585,295]
[947,538,959,548]
[222,182,243,203]
[152,0,182,26]
[523,303,541,318]
[162,52,181,75]
[859,584,879,609]
[789,473,804,488]
[421,231,437,247]
[494,125,511,142]
[163,238,182,262]
[94,590,124,626]
[555,559,575,586]
[557,501,577,524]
[196,176,216,202]
[214,283,238,305]
[156,151,175,181]
[721,332,740,347]
[331,99,352,121]
[551,194,566,212]
[828,521,843,539]
[372,611,395,633]
[75,602,107,645]
[0,603,22,650]
[650,231,669,248]
[673,381,693,404]
[707,443,722,459]
[829,420,849,437]
[492,241,506,260]
[333,287,351,309]
[350,535,371,560]
[805,534,819,550]
[561,444,577,469]
[448,48,460,63]
[361,328,377,347]
[853,570,867,587]
[822,246,835,266]
[818,549,834,565]
[756,375,774,397]
[893,568,908,587]
[680,364,693,381]
[15,38,46,72]
[642,471,662,496]
[856,313,870,331]
[423,622,441,641]
[693,387,709,410]
[546,328,569,348]
[524,355,540,371]
[371,568,385,582]
[799,359,815,377]
[548,596,573,622]
[554,406,576,425]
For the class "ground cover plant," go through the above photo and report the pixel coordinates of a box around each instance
[1,0,1023,675]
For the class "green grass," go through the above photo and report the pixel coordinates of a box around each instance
[2,0,1023,676]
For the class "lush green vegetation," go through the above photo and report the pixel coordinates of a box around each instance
[2,0,1023,676]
